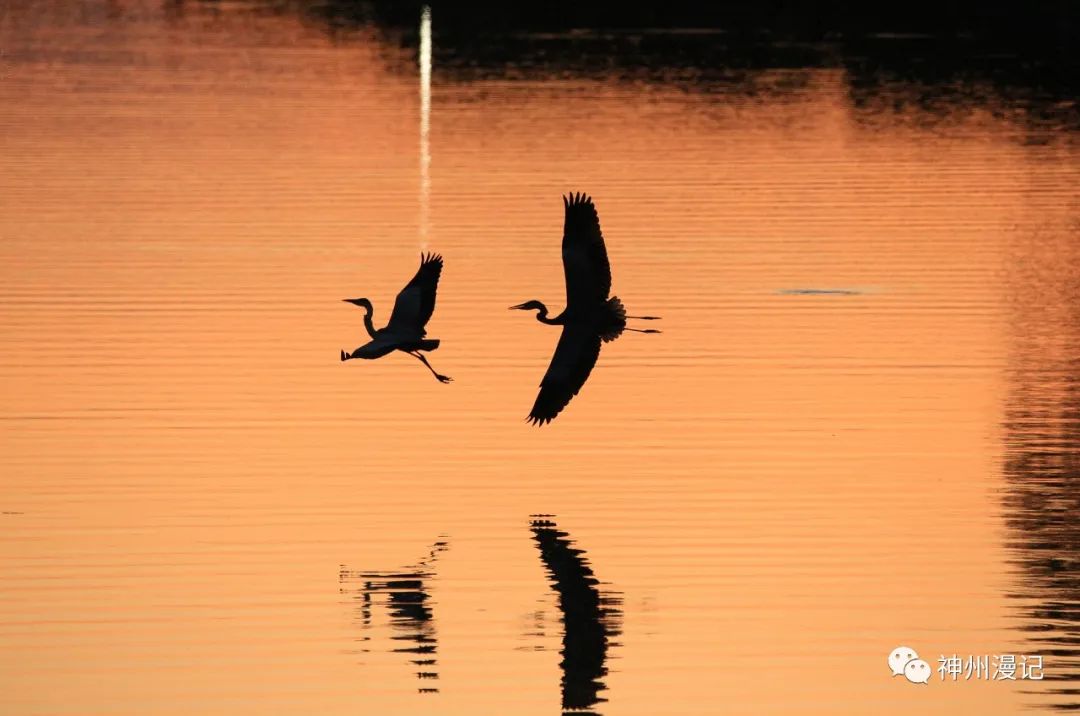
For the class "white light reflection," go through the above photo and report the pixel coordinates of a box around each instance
[419,5,431,251]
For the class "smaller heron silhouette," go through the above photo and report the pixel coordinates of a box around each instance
[341,252,452,383]
[512,192,659,425]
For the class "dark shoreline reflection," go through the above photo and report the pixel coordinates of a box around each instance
[1003,298,1080,708]
[340,538,449,694]
[530,515,622,715]
[169,0,1080,135]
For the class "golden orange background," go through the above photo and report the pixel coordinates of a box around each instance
[1,2,1077,713]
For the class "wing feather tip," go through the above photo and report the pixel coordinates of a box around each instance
[418,251,443,267]
[562,191,596,210]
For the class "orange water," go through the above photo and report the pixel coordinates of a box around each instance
[1,2,1078,713]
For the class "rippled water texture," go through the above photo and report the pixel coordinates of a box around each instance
[1,2,1078,713]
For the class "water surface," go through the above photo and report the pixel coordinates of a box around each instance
[1,2,1078,713]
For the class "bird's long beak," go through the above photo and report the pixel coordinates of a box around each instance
[509,303,527,310]
[343,298,365,306]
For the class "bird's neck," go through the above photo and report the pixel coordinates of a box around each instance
[362,306,378,337]
[535,305,562,325]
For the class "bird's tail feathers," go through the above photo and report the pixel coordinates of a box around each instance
[418,339,440,351]
[606,296,626,321]
[601,296,627,343]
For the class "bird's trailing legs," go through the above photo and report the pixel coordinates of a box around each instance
[626,313,661,333]
[408,351,453,383]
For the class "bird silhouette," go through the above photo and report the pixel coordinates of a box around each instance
[341,252,452,383]
[511,193,659,425]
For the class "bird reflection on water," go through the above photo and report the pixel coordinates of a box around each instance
[530,515,622,714]
[340,539,449,693]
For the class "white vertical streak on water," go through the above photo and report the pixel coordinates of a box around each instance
[419,5,431,251]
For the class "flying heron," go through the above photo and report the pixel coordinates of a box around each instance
[511,193,659,425]
[341,252,452,384]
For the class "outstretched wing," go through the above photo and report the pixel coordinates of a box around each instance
[388,252,443,333]
[562,192,612,309]
[527,324,602,426]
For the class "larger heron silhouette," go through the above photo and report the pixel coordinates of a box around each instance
[341,252,452,383]
[511,192,659,425]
